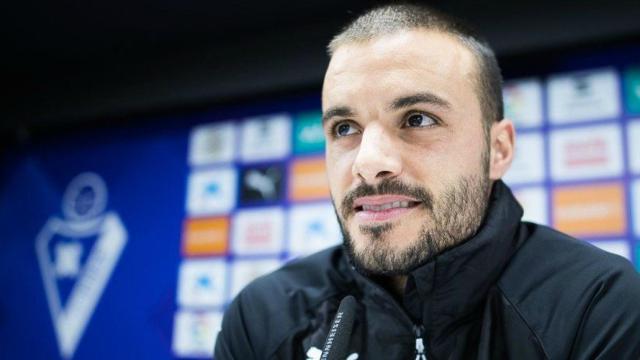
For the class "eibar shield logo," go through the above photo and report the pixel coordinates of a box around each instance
[35,172,127,359]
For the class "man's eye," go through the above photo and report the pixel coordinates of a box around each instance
[405,113,436,128]
[334,122,358,137]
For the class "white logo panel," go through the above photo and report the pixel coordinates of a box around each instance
[232,207,285,255]
[172,310,222,358]
[550,124,623,181]
[633,179,640,237]
[177,259,227,308]
[240,113,291,162]
[186,167,237,216]
[628,120,640,175]
[548,67,621,124]
[588,240,631,260]
[188,122,236,166]
[229,258,282,299]
[503,132,545,185]
[289,202,342,256]
[36,172,127,359]
[503,78,543,128]
[513,186,549,225]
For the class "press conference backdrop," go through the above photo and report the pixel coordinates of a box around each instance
[1,50,640,359]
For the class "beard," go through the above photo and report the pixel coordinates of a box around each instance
[335,170,491,277]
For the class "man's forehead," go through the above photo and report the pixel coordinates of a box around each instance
[322,29,478,110]
[325,29,476,76]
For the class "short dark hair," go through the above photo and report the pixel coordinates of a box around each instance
[328,4,504,131]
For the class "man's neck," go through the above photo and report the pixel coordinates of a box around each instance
[373,275,408,300]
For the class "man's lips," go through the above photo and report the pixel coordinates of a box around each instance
[352,195,422,222]
[353,195,422,209]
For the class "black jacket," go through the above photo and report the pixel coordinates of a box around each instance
[215,181,640,359]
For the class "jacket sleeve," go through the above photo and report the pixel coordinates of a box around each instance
[214,294,257,360]
[569,259,640,360]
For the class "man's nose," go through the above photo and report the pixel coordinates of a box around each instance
[352,124,402,183]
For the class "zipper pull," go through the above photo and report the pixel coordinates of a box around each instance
[413,324,427,360]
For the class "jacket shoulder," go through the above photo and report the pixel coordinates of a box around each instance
[498,223,640,359]
[215,246,351,359]
[238,245,353,315]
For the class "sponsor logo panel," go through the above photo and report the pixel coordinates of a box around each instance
[181,217,229,257]
[232,207,285,255]
[588,240,631,260]
[552,182,626,238]
[628,120,640,175]
[172,310,223,358]
[503,78,544,128]
[229,258,282,300]
[240,113,291,162]
[623,66,640,114]
[550,124,623,181]
[548,67,621,124]
[513,186,549,225]
[186,167,237,216]
[293,110,325,155]
[633,179,640,237]
[239,163,285,205]
[503,132,545,185]
[289,157,330,201]
[177,259,227,308]
[288,202,343,256]
[188,122,236,166]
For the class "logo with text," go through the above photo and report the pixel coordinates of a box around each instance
[289,158,330,201]
[240,164,285,204]
[553,182,626,238]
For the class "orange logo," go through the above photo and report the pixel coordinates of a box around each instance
[182,217,229,256]
[289,157,330,201]
[552,182,626,238]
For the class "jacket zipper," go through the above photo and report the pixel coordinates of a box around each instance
[414,324,427,360]
[358,275,430,359]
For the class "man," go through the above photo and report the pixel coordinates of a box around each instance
[215,4,640,359]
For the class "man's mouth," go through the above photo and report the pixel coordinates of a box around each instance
[356,201,420,212]
[352,195,422,222]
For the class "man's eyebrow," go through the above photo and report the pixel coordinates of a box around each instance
[322,106,355,124]
[389,92,451,111]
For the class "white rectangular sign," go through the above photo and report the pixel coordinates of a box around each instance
[503,78,543,128]
[186,167,237,216]
[232,207,285,255]
[503,132,546,185]
[172,310,222,357]
[550,124,623,181]
[240,113,292,162]
[177,259,227,308]
[589,240,631,260]
[628,120,640,175]
[288,202,343,257]
[229,258,282,300]
[633,179,640,237]
[189,122,236,166]
[548,67,620,124]
[513,186,549,225]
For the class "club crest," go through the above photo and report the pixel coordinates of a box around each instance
[35,172,127,358]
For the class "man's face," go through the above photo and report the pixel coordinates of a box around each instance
[322,29,495,276]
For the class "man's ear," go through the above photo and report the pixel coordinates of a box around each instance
[489,120,515,180]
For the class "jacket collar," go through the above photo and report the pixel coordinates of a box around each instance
[345,180,524,326]
[402,180,524,336]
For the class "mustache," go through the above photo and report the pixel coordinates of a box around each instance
[340,179,434,220]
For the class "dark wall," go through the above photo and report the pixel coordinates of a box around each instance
[3,0,640,139]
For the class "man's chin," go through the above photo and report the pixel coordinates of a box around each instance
[342,232,427,277]
[345,247,417,277]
